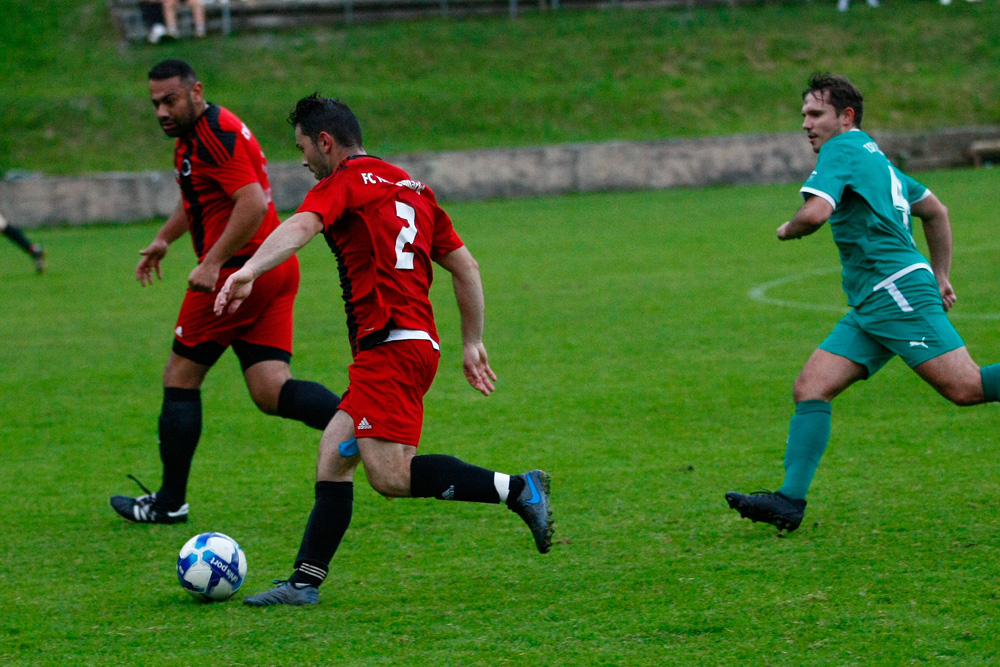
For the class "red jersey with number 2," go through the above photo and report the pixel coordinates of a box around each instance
[174,103,281,262]
[296,156,464,357]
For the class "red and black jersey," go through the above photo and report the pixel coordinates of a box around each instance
[174,104,281,262]
[297,156,464,357]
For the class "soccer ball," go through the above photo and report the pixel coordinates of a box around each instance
[176,532,247,602]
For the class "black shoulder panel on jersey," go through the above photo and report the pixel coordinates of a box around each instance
[194,105,238,166]
[207,106,238,155]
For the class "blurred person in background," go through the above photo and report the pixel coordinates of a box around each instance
[0,211,45,273]
[837,0,878,10]
[163,0,207,38]
[139,0,169,44]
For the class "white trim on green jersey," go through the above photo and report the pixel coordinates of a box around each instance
[872,262,933,313]
[798,129,933,307]
[800,186,837,208]
[872,262,933,292]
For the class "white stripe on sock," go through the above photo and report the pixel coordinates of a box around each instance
[494,473,511,503]
[298,563,327,582]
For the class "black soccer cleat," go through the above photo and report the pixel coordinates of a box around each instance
[509,470,554,553]
[30,245,45,274]
[243,580,319,607]
[109,474,189,524]
[725,490,806,532]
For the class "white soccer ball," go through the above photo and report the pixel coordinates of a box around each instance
[176,532,247,602]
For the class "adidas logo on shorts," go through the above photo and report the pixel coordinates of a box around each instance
[358,418,372,430]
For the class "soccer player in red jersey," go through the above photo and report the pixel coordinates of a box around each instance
[215,94,553,606]
[110,61,341,525]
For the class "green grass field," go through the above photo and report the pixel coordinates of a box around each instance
[3,170,999,665]
[2,0,998,175]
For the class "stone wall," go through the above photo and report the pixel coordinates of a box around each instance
[3,127,998,228]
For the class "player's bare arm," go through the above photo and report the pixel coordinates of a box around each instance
[776,195,834,241]
[214,211,324,316]
[187,183,269,293]
[912,192,956,310]
[437,245,497,397]
[137,199,190,286]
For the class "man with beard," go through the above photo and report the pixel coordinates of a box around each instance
[110,60,341,524]
[214,94,553,606]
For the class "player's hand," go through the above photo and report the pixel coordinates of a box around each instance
[776,221,794,241]
[939,278,957,312]
[214,266,256,316]
[462,342,497,397]
[136,239,169,286]
[187,261,221,293]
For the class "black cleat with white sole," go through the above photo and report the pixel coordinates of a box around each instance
[109,475,189,524]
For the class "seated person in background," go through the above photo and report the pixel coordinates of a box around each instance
[163,0,207,39]
[140,0,169,44]
[837,0,879,10]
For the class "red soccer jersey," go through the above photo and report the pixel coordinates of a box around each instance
[297,156,464,357]
[174,104,281,262]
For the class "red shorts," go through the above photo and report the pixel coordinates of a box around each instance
[338,339,440,447]
[173,255,300,352]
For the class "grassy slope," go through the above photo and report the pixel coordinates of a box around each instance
[3,171,999,665]
[1,1,998,175]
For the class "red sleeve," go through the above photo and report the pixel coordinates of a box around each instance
[429,205,464,260]
[202,138,260,197]
[297,174,349,231]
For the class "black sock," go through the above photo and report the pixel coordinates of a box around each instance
[156,387,202,509]
[506,476,526,509]
[277,379,341,431]
[289,481,354,588]
[410,454,502,504]
[3,225,36,255]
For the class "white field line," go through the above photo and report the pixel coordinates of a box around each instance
[748,266,1000,320]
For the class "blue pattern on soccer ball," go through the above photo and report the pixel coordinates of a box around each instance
[177,532,246,602]
[195,532,226,549]
[176,552,201,592]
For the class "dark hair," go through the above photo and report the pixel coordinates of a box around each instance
[288,93,363,148]
[804,73,864,128]
[149,59,198,84]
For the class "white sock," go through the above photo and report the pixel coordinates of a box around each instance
[494,473,511,502]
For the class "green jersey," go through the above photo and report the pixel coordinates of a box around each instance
[801,129,932,307]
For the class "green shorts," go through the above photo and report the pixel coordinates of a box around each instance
[819,270,964,377]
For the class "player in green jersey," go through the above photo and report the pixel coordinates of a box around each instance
[726,74,1000,532]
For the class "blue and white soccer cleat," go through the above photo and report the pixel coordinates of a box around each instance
[508,469,553,554]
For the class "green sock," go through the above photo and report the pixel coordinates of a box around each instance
[981,364,1000,403]
[777,400,832,501]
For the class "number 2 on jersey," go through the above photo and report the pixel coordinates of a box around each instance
[394,201,417,270]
